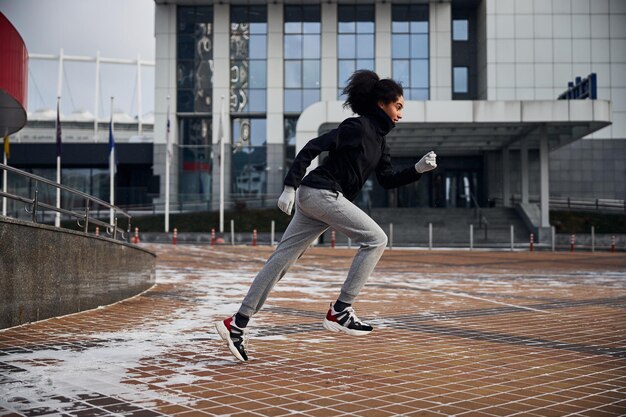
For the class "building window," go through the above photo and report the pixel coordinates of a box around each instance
[453,19,469,41]
[230,6,267,113]
[284,5,321,114]
[231,117,267,197]
[177,6,213,113]
[178,117,212,202]
[337,4,375,98]
[453,67,468,93]
[391,4,429,100]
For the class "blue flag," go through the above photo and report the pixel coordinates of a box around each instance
[56,100,62,158]
[108,114,115,154]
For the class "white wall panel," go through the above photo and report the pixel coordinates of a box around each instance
[515,39,534,63]
[571,0,591,14]
[534,39,553,62]
[553,0,572,14]
[515,15,534,38]
[534,15,553,38]
[554,39,573,62]
[553,15,572,38]
[571,15,591,38]
[591,39,610,62]
[590,15,610,38]
[496,39,516,62]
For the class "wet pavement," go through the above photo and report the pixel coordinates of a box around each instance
[1,244,625,416]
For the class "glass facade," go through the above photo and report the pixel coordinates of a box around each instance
[391,4,429,100]
[230,6,268,199]
[284,5,321,114]
[177,6,213,113]
[178,117,213,202]
[177,6,214,203]
[337,5,375,98]
[230,6,267,113]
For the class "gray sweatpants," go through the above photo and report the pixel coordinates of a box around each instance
[238,185,388,318]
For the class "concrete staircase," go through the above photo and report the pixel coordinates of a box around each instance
[323,207,532,247]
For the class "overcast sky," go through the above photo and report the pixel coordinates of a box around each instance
[0,0,155,118]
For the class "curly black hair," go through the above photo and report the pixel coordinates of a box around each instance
[341,70,404,116]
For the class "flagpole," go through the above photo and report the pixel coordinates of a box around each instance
[219,96,225,233]
[55,97,62,228]
[164,95,171,233]
[109,96,115,225]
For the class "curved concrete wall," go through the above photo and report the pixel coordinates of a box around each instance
[0,217,156,329]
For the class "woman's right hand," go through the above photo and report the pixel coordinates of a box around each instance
[277,186,296,215]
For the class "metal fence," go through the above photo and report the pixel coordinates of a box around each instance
[1,163,131,241]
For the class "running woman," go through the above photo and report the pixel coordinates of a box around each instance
[216,70,437,361]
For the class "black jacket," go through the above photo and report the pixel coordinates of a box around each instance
[284,107,421,201]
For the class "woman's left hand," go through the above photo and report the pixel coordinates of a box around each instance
[415,151,437,173]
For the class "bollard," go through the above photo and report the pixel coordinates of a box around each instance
[173,228,177,245]
[529,233,534,252]
[271,220,275,247]
[469,224,474,251]
[211,228,215,246]
[252,229,257,247]
[134,227,140,244]
[429,222,433,250]
[510,225,514,252]
[611,235,616,253]
[331,230,336,248]
[570,234,575,252]
[591,226,595,253]
[95,226,100,237]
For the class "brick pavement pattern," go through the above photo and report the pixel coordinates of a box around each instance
[1,244,625,416]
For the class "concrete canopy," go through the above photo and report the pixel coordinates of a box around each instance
[300,100,612,158]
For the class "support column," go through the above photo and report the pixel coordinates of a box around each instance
[375,2,392,78]
[154,4,178,209]
[521,137,529,204]
[266,4,285,198]
[539,126,550,228]
[429,3,452,100]
[320,3,338,102]
[212,3,231,212]
[502,146,511,207]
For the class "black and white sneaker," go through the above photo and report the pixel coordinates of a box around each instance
[215,315,249,362]
[323,303,373,336]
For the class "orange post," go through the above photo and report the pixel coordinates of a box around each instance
[331,230,336,249]
[252,229,257,247]
[529,233,534,252]
[133,227,140,244]
[95,226,99,237]
[173,228,177,245]
[611,235,615,253]
[570,234,575,252]
[211,228,215,246]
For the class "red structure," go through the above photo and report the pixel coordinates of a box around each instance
[0,12,28,136]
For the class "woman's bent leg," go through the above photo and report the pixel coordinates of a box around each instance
[319,193,387,305]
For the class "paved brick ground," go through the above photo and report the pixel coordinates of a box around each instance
[1,244,625,416]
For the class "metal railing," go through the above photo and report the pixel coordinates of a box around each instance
[549,196,625,212]
[0,164,131,241]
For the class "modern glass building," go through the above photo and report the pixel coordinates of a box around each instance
[151,0,622,239]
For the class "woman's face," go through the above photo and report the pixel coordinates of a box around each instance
[378,96,404,124]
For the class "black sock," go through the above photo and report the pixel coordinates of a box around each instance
[333,300,351,312]
[234,312,249,328]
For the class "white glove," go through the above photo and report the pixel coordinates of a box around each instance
[277,186,296,215]
[415,151,437,173]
